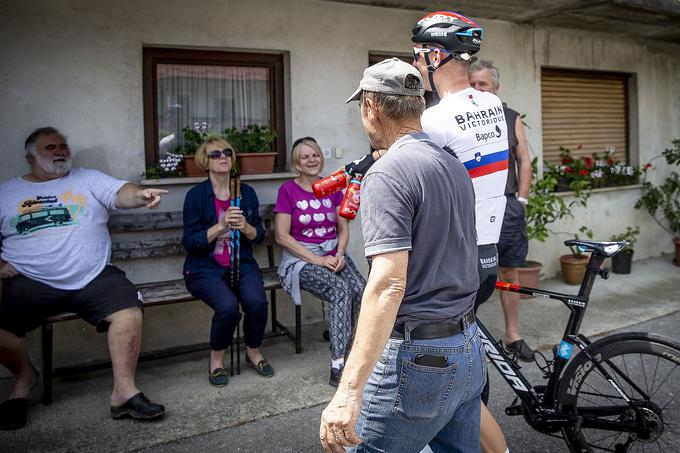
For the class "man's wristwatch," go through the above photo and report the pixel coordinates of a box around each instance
[517,196,529,206]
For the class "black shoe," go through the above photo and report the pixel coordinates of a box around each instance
[111,393,165,420]
[329,367,342,388]
[246,355,275,378]
[505,339,535,362]
[0,398,28,430]
[209,367,229,387]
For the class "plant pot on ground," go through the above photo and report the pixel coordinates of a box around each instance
[609,226,640,274]
[611,250,634,274]
[560,253,589,285]
[517,260,542,299]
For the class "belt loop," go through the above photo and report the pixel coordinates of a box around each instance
[404,321,412,343]
[462,312,470,352]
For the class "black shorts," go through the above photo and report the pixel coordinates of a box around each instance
[497,195,529,268]
[0,265,143,337]
[474,243,498,311]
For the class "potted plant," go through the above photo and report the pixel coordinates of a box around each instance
[224,124,277,175]
[176,122,210,177]
[635,139,680,266]
[609,226,640,274]
[559,226,593,285]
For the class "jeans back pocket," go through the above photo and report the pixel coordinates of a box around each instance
[394,358,458,421]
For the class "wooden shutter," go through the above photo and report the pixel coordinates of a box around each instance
[541,68,628,163]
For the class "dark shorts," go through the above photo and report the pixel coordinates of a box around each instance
[497,195,529,268]
[474,243,498,311]
[0,265,143,337]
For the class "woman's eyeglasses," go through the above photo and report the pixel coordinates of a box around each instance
[292,136,317,149]
[208,148,233,159]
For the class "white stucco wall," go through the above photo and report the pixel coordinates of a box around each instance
[1,0,679,372]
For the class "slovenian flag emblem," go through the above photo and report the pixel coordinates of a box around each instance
[463,149,509,178]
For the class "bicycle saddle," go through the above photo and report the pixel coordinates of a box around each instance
[563,239,629,257]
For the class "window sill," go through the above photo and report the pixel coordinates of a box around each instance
[554,183,642,197]
[140,172,298,186]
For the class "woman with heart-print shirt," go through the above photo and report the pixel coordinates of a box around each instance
[275,137,366,387]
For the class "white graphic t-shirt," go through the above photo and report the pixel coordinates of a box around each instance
[0,168,127,289]
[422,87,509,245]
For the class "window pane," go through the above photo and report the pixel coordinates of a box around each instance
[156,64,270,155]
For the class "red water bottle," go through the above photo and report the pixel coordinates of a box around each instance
[339,178,362,220]
[312,170,349,198]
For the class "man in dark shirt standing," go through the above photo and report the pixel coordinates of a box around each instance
[470,59,535,362]
[319,58,484,452]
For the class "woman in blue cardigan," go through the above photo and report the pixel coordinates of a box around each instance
[182,137,274,387]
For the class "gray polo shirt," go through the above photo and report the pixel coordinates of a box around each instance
[361,132,479,323]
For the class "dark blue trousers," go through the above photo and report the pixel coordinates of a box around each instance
[185,263,268,351]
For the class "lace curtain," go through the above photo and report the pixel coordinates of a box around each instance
[156,63,270,156]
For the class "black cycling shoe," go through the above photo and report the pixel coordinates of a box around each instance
[505,339,535,362]
[111,393,165,420]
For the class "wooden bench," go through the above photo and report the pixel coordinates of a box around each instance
[40,204,308,404]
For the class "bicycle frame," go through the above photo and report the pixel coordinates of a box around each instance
[480,251,608,422]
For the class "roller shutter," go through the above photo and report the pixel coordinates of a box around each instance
[541,68,628,163]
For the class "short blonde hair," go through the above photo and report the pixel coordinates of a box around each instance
[195,136,236,170]
[291,138,324,174]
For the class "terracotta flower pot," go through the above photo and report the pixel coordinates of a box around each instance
[517,260,542,299]
[560,254,589,285]
[237,152,277,175]
[183,156,206,177]
[674,237,680,267]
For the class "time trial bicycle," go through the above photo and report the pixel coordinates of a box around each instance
[482,239,680,453]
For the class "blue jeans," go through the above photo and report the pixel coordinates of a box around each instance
[185,263,268,351]
[350,320,486,453]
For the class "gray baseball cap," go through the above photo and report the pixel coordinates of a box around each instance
[345,58,425,103]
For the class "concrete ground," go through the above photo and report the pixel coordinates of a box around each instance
[1,254,679,453]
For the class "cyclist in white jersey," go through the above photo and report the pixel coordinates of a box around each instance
[411,11,509,453]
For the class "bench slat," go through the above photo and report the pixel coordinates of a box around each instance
[111,237,184,260]
[108,211,183,232]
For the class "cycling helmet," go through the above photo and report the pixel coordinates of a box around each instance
[411,11,484,60]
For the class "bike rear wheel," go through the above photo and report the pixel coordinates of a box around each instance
[558,332,680,453]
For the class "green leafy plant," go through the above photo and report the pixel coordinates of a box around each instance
[143,152,183,179]
[609,226,640,253]
[568,226,593,257]
[223,124,277,153]
[176,122,212,156]
[635,139,680,237]
[525,158,592,242]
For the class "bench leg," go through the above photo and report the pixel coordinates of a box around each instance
[295,305,302,354]
[236,321,241,375]
[41,323,53,405]
[270,289,278,334]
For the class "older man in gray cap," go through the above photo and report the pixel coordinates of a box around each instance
[319,58,484,452]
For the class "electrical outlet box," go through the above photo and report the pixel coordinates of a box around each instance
[322,147,332,159]
[335,146,343,159]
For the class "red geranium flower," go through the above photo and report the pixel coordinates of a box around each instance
[561,158,573,164]
[579,170,588,176]
[583,156,594,168]
[644,163,652,169]
[607,159,614,165]
[564,166,573,173]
